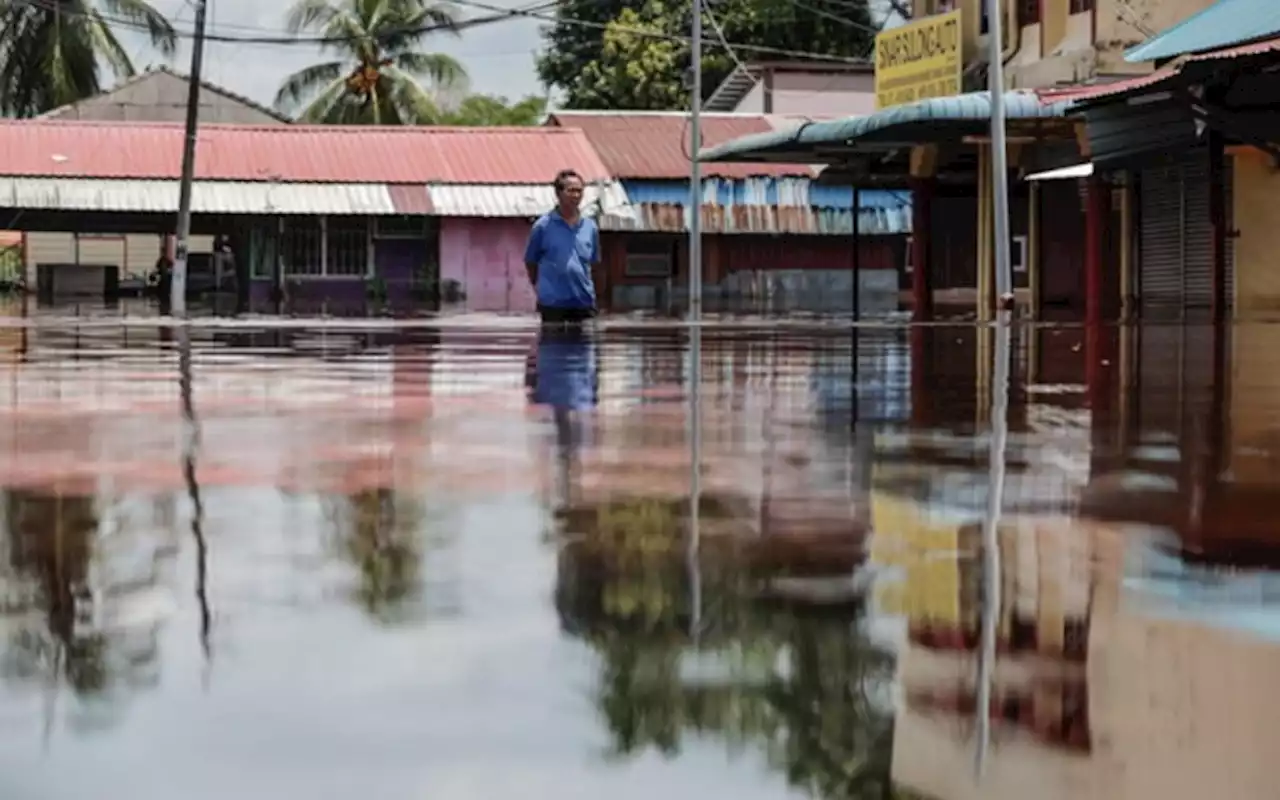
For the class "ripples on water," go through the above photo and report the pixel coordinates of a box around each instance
[1,299,1279,800]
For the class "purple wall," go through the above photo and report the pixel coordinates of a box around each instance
[375,238,428,304]
[439,218,536,312]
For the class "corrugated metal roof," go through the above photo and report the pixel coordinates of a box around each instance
[0,178,402,214]
[1187,35,1280,62]
[1035,71,1178,105]
[621,177,907,210]
[547,111,819,178]
[700,91,1070,163]
[0,120,613,184]
[426,181,632,218]
[598,203,910,235]
[1038,37,1280,108]
[1124,0,1280,63]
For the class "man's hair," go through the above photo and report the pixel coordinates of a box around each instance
[553,169,584,193]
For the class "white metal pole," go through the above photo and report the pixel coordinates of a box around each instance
[985,0,1013,305]
[975,309,1012,777]
[687,0,704,642]
[688,0,703,321]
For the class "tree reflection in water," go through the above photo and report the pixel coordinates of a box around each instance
[0,488,166,735]
[327,487,426,624]
[555,497,912,800]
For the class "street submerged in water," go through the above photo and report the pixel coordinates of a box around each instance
[2,306,1278,800]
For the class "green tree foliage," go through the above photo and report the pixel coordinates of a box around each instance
[0,0,176,118]
[439,93,548,126]
[535,0,876,110]
[274,0,468,124]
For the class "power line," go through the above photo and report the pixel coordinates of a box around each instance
[12,0,553,45]
[14,0,870,64]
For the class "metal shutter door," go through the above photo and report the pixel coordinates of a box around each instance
[1181,153,1214,309]
[1139,165,1184,315]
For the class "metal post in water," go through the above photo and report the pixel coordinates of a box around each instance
[975,308,1012,776]
[688,323,703,644]
[171,0,210,316]
[686,0,704,642]
[985,0,1013,308]
[688,0,703,321]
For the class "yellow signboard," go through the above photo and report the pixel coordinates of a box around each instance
[874,9,962,111]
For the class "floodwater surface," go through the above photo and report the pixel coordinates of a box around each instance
[2,303,1280,800]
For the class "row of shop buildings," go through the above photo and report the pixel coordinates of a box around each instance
[704,0,1280,323]
[0,67,912,314]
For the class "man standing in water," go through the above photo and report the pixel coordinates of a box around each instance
[524,169,599,323]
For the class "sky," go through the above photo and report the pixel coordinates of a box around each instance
[121,0,549,113]
[119,0,900,115]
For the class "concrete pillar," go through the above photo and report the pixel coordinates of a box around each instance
[1085,175,1108,325]
[910,177,935,321]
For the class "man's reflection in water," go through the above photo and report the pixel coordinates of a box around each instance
[527,323,598,511]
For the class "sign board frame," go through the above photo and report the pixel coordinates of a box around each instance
[874,9,963,111]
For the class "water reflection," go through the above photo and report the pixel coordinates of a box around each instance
[2,318,1280,799]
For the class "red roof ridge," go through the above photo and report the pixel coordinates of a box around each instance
[0,118,583,136]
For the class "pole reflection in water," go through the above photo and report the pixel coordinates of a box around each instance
[176,325,212,666]
[687,323,702,644]
[975,311,1012,777]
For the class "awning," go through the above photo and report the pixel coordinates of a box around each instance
[699,91,1071,165]
[1026,163,1093,181]
[0,177,636,220]
[1124,0,1280,63]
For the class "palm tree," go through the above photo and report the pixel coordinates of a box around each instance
[274,0,468,124]
[0,0,176,117]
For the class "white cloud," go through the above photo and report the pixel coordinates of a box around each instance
[117,0,549,113]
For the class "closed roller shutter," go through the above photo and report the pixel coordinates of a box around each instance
[1181,153,1214,309]
[1139,165,1183,315]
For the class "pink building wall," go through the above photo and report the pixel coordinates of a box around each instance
[439,218,537,312]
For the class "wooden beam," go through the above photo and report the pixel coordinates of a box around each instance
[961,135,1039,144]
[909,145,939,178]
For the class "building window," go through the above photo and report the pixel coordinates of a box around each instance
[281,218,322,276]
[1069,0,1093,13]
[325,216,370,277]
[1020,0,1041,24]
[1012,235,1029,273]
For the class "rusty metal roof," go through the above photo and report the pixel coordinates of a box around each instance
[547,111,820,179]
[599,202,909,235]
[0,120,613,184]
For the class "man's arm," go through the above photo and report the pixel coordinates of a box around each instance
[523,222,542,287]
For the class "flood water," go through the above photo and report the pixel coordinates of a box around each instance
[2,298,1280,800]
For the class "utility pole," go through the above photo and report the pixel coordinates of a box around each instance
[985,0,1013,309]
[688,0,703,322]
[171,0,211,316]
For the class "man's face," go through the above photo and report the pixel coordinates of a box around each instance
[557,176,584,211]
